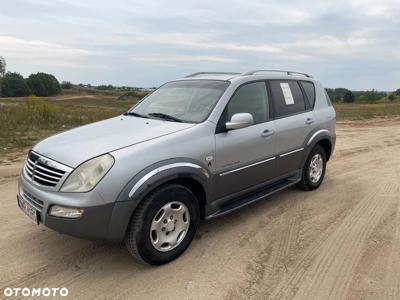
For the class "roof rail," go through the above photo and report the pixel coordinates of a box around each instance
[241,70,312,78]
[185,72,240,78]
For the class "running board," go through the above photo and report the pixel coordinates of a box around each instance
[208,176,301,219]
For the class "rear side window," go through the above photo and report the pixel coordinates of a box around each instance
[270,81,306,118]
[300,81,315,108]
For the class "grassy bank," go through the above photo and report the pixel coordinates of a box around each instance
[1,95,400,157]
[0,96,138,156]
[334,101,400,120]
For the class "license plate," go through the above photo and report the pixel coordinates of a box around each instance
[18,196,39,225]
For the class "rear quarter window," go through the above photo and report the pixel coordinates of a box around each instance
[300,81,315,108]
[324,90,333,106]
[270,81,306,118]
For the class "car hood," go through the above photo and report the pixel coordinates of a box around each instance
[33,115,195,167]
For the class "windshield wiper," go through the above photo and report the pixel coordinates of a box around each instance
[148,112,183,122]
[123,111,148,118]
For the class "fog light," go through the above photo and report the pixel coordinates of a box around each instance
[49,206,84,218]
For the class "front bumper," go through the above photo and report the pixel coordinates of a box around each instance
[18,173,130,242]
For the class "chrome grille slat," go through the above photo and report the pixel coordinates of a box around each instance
[33,173,59,184]
[24,151,70,187]
[25,166,32,175]
[33,169,62,180]
[35,164,64,176]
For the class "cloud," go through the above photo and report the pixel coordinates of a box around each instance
[130,54,237,66]
[0,0,399,89]
[0,36,98,60]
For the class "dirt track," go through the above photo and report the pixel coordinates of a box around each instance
[1,119,400,299]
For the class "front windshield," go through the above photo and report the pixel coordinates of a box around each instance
[129,80,229,123]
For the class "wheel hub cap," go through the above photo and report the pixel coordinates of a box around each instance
[165,220,175,232]
[309,153,323,183]
[150,201,190,252]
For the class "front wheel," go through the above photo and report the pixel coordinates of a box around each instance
[297,145,327,191]
[125,184,199,265]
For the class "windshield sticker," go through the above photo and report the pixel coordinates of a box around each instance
[280,83,294,105]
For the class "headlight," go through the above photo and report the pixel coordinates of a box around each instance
[60,154,114,192]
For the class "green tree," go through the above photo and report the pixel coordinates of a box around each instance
[0,56,5,77]
[27,72,61,96]
[0,72,31,97]
[325,88,350,102]
[396,89,400,96]
[61,81,73,89]
[343,90,355,103]
[388,93,396,101]
[0,56,6,96]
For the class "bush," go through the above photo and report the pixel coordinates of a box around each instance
[96,84,114,90]
[343,90,355,103]
[388,93,396,101]
[61,81,73,89]
[27,73,61,96]
[0,72,31,97]
[22,96,59,122]
[361,89,381,103]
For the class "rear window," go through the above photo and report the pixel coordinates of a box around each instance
[300,81,315,108]
[270,81,306,118]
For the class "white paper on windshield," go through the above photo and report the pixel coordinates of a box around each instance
[280,83,294,105]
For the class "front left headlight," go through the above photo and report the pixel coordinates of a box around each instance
[60,154,115,193]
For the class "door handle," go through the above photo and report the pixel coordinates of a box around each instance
[261,129,274,138]
[305,118,315,125]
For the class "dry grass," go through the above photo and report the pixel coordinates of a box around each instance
[0,95,138,155]
[1,93,400,156]
[334,100,400,120]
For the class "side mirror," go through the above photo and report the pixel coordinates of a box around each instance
[225,113,254,130]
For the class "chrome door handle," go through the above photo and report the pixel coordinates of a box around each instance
[261,129,274,137]
[305,118,315,125]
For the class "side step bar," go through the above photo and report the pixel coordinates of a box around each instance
[209,176,301,219]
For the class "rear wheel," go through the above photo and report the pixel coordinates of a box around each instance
[298,145,327,191]
[125,184,199,265]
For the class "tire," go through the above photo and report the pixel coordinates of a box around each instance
[125,183,199,265]
[297,145,327,191]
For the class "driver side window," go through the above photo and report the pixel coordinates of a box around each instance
[227,82,269,125]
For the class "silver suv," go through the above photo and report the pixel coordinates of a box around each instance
[18,70,336,265]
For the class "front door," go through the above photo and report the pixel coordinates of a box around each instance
[215,81,276,199]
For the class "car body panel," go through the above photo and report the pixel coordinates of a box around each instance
[18,71,336,242]
[33,116,195,167]
[214,121,276,198]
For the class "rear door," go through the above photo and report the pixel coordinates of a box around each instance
[215,81,276,199]
[269,80,317,177]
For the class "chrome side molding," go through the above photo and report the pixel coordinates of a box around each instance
[219,157,276,177]
[279,148,304,158]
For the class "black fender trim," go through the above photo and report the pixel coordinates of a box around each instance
[301,129,335,168]
[107,158,211,241]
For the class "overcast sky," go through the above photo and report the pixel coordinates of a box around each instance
[1,0,399,90]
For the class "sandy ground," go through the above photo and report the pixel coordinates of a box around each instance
[1,119,400,300]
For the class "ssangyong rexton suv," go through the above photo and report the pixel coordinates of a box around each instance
[18,70,336,265]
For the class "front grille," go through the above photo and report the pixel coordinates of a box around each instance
[24,152,66,187]
[22,190,44,212]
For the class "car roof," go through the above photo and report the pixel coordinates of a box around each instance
[175,70,315,83]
